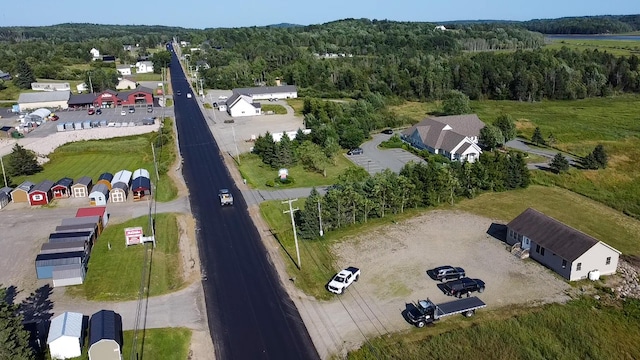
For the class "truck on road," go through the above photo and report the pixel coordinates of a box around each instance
[219,189,233,206]
[407,297,486,328]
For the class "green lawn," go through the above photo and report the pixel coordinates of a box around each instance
[66,213,183,301]
[261,104,287,114]
[238,153,356,189]
[8,124,178,202]
[390,95,640,219]
[133,72,162,81]
[347,296,640,359]
[545,39,640,56]
[286,98,304,115]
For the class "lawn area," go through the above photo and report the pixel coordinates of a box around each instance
[8,121,178,202]
[347,296,640,359]
[134,72,162,81]
[455,185,640,255]
[390,95,640,219]
[66,213,184,301]
[545,38,640,56]
[0,81,37,100]
[238,152,356,189]
[286,98,304,115]
[261,104,287,114]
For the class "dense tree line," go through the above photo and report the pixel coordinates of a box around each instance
[521,15,640,34]
[297,152,530,239]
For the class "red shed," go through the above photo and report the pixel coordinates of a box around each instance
[52,177,74,199]
[29,180,55,206]
[76,206,109,229]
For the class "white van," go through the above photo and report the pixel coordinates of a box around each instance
[186,93,192,99]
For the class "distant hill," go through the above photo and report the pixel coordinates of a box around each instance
[266,23,303,28]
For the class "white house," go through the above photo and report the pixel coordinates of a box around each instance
[136,61,154,74]
[18,91,70,112]
[401,114,485,163]
[90,48,101,60]
[226,93,261,117]
[47,312,84,360]
[116,78,137,90]
[506,208,621,281]
[435,25,447,31]
[233,85,298,101]
[116,65,131,76]
[77,83,88,93]
[31,82,71,92]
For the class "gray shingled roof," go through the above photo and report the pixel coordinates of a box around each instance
[18,91,70,103]
[402,114,484,153]
[68,93,98,105]
[430,114,485,138]
[506,208,617,261]
[233,85,297,96]
[31,180,54,193]
[74,176,93,187]
[14,181,35,192]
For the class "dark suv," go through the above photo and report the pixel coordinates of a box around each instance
[442,278,485,298]
[428,266,466,282]
[347,148,363,155]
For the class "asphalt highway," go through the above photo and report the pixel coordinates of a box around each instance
[167,45,319,359]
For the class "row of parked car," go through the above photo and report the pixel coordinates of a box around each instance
[428,265,486,298]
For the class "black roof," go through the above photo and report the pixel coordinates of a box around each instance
[98,172,113,182]
[74,176,93,187]
[90,310,123,346]
[35,251,85,262]
[49,231,93,240]
[1,126,13,132]
[68,93,98,105]
[131,176,151,191]
[54,177,74,188]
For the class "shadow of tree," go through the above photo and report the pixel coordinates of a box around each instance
[2,284,19,305]
[19,284,54,323]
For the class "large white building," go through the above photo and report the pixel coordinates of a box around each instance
[232,85,297,101]
[18,91,70,111]
[226,93,261,117]
[31,82,71,92]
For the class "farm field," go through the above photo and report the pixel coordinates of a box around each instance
[390,95,640,219]
[66,213,183,301]
[544,38,640,56]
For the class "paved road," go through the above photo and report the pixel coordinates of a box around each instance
[506,138,578,169]
[351,133,426,175]
[168,45,318,359]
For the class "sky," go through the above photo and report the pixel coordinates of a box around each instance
[1,0,637,29]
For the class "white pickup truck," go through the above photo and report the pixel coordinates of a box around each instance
[327,267,360,294]
[218,189,233,206]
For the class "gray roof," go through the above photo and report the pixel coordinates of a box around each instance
[52,264,85,281]
[226,92,241,107]
[18,91,70,103]
[252,102,261,109]
[506,208,619,262]
[402,115,484,153]
[14,181,35,192]
[30,180,54,193]
[0,186,13,195]
[54,177,74,189]
[73,176,93,187]
[430,114,485,138]
[90,183,110,196]
[47,311,83,344]
[233,85,297,96]
[455,141,474,155]
[68,93,98,105]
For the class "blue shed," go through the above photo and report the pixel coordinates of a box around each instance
[35,251,85,279]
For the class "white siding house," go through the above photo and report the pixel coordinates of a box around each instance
[90,48,101,60]
[227,93,261,117]
[136,61,154,74]
[47,312,84,360]
[116,65,131,76]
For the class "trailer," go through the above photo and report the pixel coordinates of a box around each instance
[406,297,486,328]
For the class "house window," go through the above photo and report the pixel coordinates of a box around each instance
[540,247,545,256]
[576,263,582,271]
[606,257,611,265]
[535,244,540,253]
[562,259,567,269]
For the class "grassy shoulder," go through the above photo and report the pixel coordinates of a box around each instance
[347,296,640,359]
[66,213,184,301]
[390,95,640,219]
[238,152,355,189]
[9,120,178,202]
[261,104,287,114]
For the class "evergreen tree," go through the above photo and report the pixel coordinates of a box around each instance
[550,153,570,173]
[0,287,34,360]
[531,127,545,146]
[275,133,295,168]
[252,132,277,167]
[293,128,309,145]
[442,90,471,115]
[296,188,322,240]
[592,144,608,169]
[13,60,36,89]
[494,114,517,142]
[7,144,42,177]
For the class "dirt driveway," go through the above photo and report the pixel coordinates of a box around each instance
[284,211,572,358]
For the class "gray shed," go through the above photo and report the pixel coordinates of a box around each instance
[64,122,74,130]
[71,176,93,198]
[35,251,85,279]
[73,122,83,130]
[82,120,92,129]
[55,222,99,235]
[0,187,11,209]
[40,240,90,255]
[52,264,86,287]
[56,123,65,132]
[49,230,95,244]
[61,215,102,229]
[89,310,123,360]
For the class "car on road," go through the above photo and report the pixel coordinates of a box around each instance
[187,93,192,99]
[347,148,364,155]
[219,189,233,206]
[442,278,486,298]
[176,90,182,96]
[382,129,394,135]
[428,266,466,282]
[327,267,360,294]
[120,110,127,116]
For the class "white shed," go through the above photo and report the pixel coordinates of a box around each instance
[109,182,129,203]
[132,168,150,180]
[89,183,110,206]
[47,311,84,360]
[111,170,132,187]
[52,264,86,287]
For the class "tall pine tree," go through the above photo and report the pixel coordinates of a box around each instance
[0,287,34,360]
[296,188,322,240]
[7,144,42,177]
[13,60,36,89]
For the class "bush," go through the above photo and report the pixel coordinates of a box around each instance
[379,134,404,149]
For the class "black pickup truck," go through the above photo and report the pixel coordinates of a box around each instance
[407,297,486,328]
[442,278,486,298]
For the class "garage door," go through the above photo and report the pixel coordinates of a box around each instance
[111,190,125,203]
[73,187,86,198]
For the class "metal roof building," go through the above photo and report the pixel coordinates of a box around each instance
[18,91,70,111]
[47,311,84,359]
[89,310,123,360]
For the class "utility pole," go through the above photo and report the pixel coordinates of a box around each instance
[199,78,204,98]
[283,199,301,269]
[232,126,240,165]
[88,72,94,93]
[318,198,324,237]
[0,156,7,188]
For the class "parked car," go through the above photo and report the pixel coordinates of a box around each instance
[327,267,360,294]
[147,105,153,113]
[120,110,127,116]
[87,108,95,115]
[382,129,394,135]
[129,107,135,113]
[96,108,102,115]
[428,266,466,282]
[442,278,486,298]
[347,148,364,155]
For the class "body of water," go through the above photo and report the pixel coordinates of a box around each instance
[546,35,640,41]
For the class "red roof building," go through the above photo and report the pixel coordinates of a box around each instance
[29,180,54,206]
[92,86,153,108]
[76,206,109,229]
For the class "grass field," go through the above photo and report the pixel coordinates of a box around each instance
[8,125,178,202]
[238,152,355,189]
[545,39,640,56]
[66,213,183,301]
[286,98,304,115]
[261,104,287,114]
[133,72,162,81]
[390,95,640,219]
[347,296,640,359]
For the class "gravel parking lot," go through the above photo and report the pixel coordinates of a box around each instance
[301,211,572,357]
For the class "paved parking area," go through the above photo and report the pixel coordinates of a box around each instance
[348,133,426,175]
